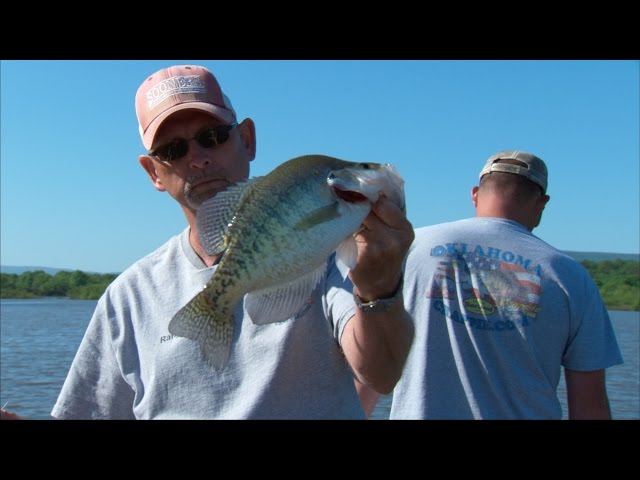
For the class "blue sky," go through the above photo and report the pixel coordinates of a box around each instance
[1,60,638,273]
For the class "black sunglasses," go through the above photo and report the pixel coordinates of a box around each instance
[149,123,238,163]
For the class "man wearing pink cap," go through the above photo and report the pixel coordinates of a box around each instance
[49,65,414,419]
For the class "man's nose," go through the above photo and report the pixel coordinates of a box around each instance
[187,139,211,169]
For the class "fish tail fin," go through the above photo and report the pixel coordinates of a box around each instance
[169,290,234,370]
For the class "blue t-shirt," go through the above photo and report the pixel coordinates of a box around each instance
[52,229,364,419]
[391,218,623,419]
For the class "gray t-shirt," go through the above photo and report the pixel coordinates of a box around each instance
[391,218,623,419]
[52,229,363,419]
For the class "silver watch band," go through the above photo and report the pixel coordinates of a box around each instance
[353,277,404,313]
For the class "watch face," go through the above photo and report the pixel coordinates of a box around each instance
[361,300,392,313]
[353,278,403,313]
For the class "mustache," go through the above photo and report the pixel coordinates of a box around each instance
[183,167,234,209]
[184,168,231,190]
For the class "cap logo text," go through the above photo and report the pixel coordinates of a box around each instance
[146,75,205,109]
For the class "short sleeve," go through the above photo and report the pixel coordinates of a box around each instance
[323,257,357,345]
[562,268,623,371]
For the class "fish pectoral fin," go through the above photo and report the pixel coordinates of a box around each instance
[294,202,340,231]
[245,263,327,324]
[169,290,235,370]
[335,236,358,280]
[197,178,262,256]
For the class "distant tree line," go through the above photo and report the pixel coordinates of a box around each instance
[0,270,118,300]
[1,260,638,310]
[581,260,639,311]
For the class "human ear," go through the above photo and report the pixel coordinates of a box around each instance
[471,186,480,208]
[139,155,166,192]
[238,118,257,161]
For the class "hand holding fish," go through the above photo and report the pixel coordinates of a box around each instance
[349,194,415,302]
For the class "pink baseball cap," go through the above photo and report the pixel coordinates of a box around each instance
[135,65,236,150]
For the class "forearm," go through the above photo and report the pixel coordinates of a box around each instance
[567,392,612,420]
[568,395,612,420]
[565,368,612,420]
[342,194,415,393]
[342,301,414,394]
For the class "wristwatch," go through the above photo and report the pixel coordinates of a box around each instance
[353,277,404,313]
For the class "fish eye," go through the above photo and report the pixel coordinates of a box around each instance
[360,163,371,169]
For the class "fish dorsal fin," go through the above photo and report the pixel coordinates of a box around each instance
[335,236,358,280]
[294,202,340,231]
[197,178,262,256]
[245,263,327,325]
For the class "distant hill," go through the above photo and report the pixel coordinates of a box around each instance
[0,265,73,275]
[562,251,640,262]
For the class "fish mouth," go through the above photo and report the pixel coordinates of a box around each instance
[332,186,368,203]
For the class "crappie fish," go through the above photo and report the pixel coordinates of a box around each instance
[169,154,405,370]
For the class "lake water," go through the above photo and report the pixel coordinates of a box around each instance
[0,299,638,420]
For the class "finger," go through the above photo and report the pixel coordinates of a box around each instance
[368,195,409,230]
[360,209,385,232]
[352,225,367,238]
